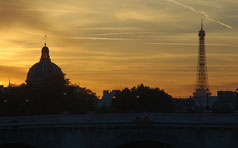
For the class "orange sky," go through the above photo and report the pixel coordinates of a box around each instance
[0,0,238,98]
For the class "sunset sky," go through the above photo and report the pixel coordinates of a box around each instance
[0,0,238,98]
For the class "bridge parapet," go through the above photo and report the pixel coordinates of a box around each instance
[0,113,238,148]
[0,113,238,128]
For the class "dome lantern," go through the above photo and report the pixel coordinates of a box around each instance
[41,44,50,61]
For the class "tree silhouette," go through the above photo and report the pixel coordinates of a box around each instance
[111,84,174,113]
[0,75,98,116]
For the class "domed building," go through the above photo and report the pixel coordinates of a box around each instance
[26,43,64,86]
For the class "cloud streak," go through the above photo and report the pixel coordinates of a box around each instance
[166,0,232,30]
[66,36,135,41]
[144,42,232,46]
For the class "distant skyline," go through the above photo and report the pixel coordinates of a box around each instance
[0,0,238,97]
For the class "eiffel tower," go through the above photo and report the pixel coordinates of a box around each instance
[193,20,211,96]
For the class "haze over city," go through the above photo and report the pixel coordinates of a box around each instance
[0,0,238,97]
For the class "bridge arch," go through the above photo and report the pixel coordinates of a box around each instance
[0,143,35,148]
[116,140,173,148]
[94,128,199,148]
[110,133,178,148]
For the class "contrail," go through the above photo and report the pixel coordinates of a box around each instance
[166,0,232,30]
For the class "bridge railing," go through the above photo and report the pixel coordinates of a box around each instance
[0,113,238,128]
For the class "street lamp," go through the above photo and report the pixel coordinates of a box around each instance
[235,88,238,111]
[63,92,67,96]
[206,88,210,110]
[25,99,30,115]
[3,99,8,116]
[62,92,68,114]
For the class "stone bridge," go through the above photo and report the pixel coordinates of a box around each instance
[0,113,238,148]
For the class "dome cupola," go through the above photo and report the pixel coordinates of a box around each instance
[41,43,50,60]
[26,43,64,86]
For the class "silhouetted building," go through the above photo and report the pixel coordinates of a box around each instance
[193,19,211,97]
[172,98,191,113]
[0,85,3,93]
[193,96,217,109]
[26,43,64,86]
[98,90,119,106]
[217,91,236,105]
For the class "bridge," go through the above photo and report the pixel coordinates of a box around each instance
[0,113,237,148]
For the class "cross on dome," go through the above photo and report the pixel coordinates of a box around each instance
[44,34,47,46]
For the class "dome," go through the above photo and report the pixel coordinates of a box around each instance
[26,44,64,86]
